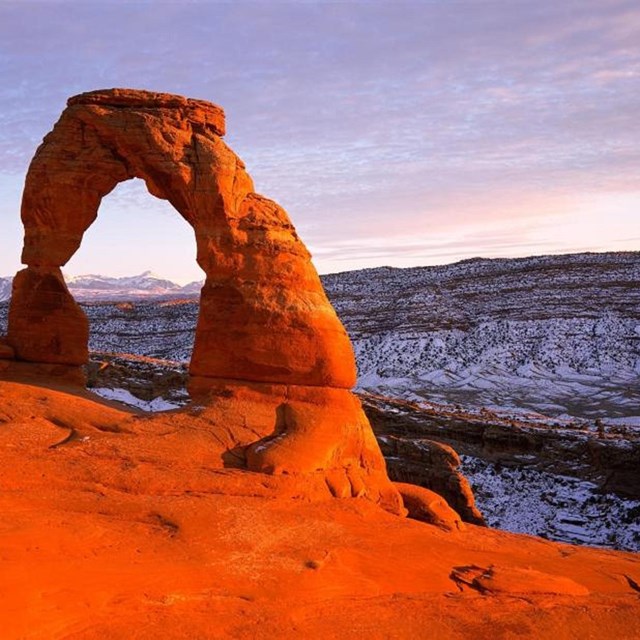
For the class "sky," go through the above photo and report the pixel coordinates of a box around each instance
[0,0,638,283]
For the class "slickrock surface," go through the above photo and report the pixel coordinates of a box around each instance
[8,88,355,388]
[394,481,467,531]
[1,378,640,639]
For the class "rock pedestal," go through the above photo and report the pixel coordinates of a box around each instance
[8,267,88,365]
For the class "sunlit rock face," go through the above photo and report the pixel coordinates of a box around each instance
[8,88,356,388]
[4,89,404,514]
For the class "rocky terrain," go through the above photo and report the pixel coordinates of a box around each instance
[1,251,639,551]
[362,393,640,551]
[3,250,638,419]
[3,377,640,639]
[80,352,640,552]
[324,251,640,420]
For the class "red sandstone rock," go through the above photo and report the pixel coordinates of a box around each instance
[451,565,590,596]
[9,88,355,388]
[7,267,88,365]
[189,377,404,513]
[0,338,14,360]
[0,378,638,639]
[376,433,485,525]
[4,88,400,514]
[394,481,465,531]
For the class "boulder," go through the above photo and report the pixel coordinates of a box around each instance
[377,434,485,525]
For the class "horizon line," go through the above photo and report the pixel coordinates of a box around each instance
[1,248,637,285]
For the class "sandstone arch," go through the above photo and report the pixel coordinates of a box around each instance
[4,89,405,514]
[7,89,356,388]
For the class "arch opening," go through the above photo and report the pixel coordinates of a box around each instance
[66,178,204,285]
[63,178,203,411]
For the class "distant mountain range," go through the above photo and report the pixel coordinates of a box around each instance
[0,270,203,302]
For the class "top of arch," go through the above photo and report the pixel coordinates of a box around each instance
[67,88,226,137]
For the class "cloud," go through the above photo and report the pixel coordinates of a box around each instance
[0,0,638,278]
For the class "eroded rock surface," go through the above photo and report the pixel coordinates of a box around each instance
[1,378,640,639]
[8,267,88,365]
[395,481,465,531]
[363,396,485,524]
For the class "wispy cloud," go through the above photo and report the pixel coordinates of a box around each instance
[1,0,638,279]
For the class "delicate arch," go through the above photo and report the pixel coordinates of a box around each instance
[7,89,356,388]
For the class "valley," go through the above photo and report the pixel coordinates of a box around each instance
[325,251,640,420]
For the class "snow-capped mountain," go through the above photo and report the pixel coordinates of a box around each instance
[179,280,205,295]
[67,271,180,292]
[0,271,203,302]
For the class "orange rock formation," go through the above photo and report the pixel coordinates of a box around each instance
[1,90,638,638]
[0,378,638,638]
[4,88,399,506]
[9,88,354,388]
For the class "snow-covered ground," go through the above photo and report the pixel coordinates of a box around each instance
[91,387,184,412]
[83,300,198,361]
[353,316,640,419]
[461,455,640,551]
[324,252,640,420]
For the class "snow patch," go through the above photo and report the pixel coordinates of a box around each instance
[460,455,640,551]
[92,387,182,412]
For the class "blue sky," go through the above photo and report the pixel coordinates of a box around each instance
[1,0,638,282]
